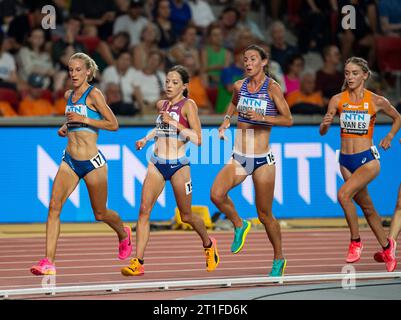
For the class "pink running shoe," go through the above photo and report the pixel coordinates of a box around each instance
[382,239,397,272]
[118,226,133,260]
[30,258,56,275]
[346,241,363,263]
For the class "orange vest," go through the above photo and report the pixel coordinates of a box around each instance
[338,89,376,139]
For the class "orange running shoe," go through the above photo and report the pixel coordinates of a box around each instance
[121,258,144,276]
[346,240,363,263]
[205,237,219,272]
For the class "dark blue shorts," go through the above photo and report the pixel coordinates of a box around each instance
[62,150,107,179]
[232,150,275,175]
[150,154,190,180]
[339,146,380,174]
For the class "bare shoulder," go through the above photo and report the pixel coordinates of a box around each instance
[233,79,245,91]
[268,79,283,94]
[371,92,391,108]
[156,99,167,110]
[88,86,104,99]
[64,89,73,100]
[185,98,198,109]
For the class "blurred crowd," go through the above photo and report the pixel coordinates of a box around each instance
[0,0,400,118]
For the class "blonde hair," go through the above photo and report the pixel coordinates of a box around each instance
[342,56,371,91]
[69,52,99,82]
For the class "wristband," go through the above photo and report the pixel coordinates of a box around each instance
[224,114,231,121]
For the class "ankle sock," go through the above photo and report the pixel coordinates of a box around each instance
[351,237,361,243]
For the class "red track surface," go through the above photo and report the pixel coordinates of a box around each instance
[0,228,394,300]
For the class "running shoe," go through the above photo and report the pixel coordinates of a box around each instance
[205,237,219,272]
[118,226,133,260]
[231,219,251,254]
[382,238,397,272]
[30,258,56,276]
[121,258,145,276]
[346,240,363,263]
[269,259,287,277]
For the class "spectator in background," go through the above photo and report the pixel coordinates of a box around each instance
[0,101,17,117]
[286,70,325,114]
[7,5,52,53]
[52,15,87,92]
[93,31,131,72]
[132,50,166,114]
[337,0,378,68]
[283,53,304,96]
[153,0,177,51]
[105,82,140,116]
[234,28,256,52]
[115,0,131,17]
[270,21,299,70]
[132,23,161,70]
[169,0,192,37]
[18,75,55,116]
[215,47,244,114]
[17,28,54,90]
[298,0,337,54]
[0,31,18,90]
[218,6,242,51]
[188,0,216,36]
[315,45,343,104]
[201,23,231,87]
[258,42,286,92]
[70,0,116,40]
[169,25,200,70]
[379,0,401,36]
[235,0,264,40]
[101,51,140,105]
[113,0,149,48]
[0,0,16,28]
[183,54,214,114]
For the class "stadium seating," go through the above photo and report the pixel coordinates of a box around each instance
[376,36,401,97]
[0,88,19,110]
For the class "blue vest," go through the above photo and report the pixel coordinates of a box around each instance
[65,85,103,134]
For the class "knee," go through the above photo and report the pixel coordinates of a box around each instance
[48,199,62,218]
[180,212,192,225]
[257,211,274,225]
[139,203,152,217]
[210,188,226,206]
[93,209,107,221]
[337,189,352,206]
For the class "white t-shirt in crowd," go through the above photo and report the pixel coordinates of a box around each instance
[101,66,140,103]
[133,71,166,104]
[188,0,216,28]
[0,52,16,81]
[113,15,149,47]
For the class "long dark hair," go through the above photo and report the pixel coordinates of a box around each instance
[244,44,270,77]
[168,65,190,97]
[342,56,371,91]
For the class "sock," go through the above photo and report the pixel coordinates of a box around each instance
[351,237,361,243]
[382,242,390,250]
[138,258,144,265]
[204,239,213,248]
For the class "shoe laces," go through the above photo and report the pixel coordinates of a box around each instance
[271,260,282,273]
[129,258,142,270]
[39,258,51,266]
[349,242,361,254]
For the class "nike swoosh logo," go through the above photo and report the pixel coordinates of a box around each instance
[256,161,266,165]
[361,158,367,164]
[171,165,180,168]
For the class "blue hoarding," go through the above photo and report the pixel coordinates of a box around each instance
[0,125,399,223]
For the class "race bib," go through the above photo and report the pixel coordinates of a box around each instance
[90,152,106,169]
[340,111,370,135]
[237,96,268,117]
[266,150,275,165]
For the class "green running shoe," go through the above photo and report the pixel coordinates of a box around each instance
[231,219,251,254]
[269,259,287,277]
